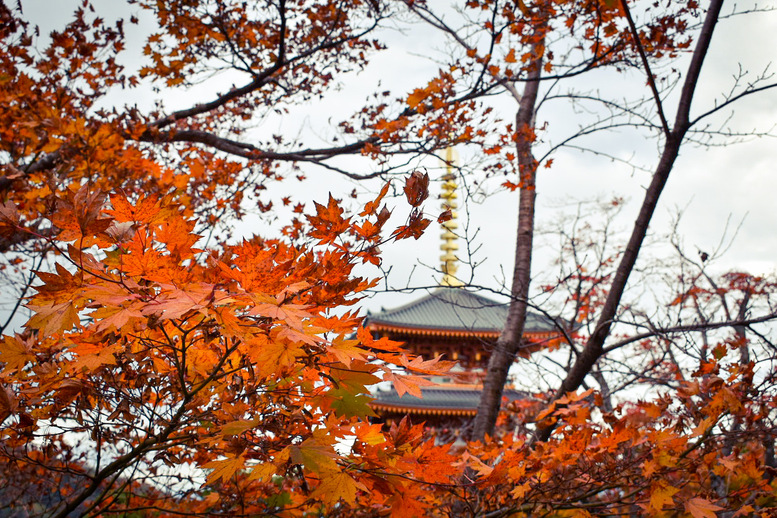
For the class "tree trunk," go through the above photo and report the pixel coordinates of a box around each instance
[533,0,724,444]
[471,45,544,441]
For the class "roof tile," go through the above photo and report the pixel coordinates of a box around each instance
[366,287,556,333]
[371,385,526,411]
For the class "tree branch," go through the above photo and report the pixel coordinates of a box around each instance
[690,81,777,127]
[602,310,777,354]
[533,0,725,444]
[618,0,670,136]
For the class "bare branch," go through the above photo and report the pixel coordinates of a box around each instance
[618,0,670,136]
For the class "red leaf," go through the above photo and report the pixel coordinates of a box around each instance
[403,171,429,207]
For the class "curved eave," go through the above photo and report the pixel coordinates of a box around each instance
[370,402,477,417]
[367,322,499,339]
[367,322,560,341]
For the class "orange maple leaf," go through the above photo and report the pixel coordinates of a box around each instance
[202,456,245,485]
[685,497,724,518]
[312,471,362,506]
[0,335,34,372]
[649,481,679,513]
[250,332,304,376]
[26,301,80,336]
[290,433,338,473]
[68,342,120,372]
[360,182,390,217]
[399,353,455,375]
[407,88,428,108]
[327,337,368,368]
[307,195,350,244]
[107,193,167,224]
[222,418,261,436]
[381,369,434,398]
[250,302,311,330]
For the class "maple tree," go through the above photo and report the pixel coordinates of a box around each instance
[0,183,464,516]
[403,0,777,441]
[0,0,461,515]
[464,220,777,517]
[1,0,777,516]
[399,0,777,514]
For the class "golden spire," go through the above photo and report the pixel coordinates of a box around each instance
[440,147,463,287]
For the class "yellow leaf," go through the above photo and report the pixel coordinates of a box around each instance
[0,335,33,372]
[202,456,245,485]
[251,333,304,376]
[330,362,381,394]
[327,388,376,419]
[718,456,738,472]
[462,451,493,478]
[91,304,144,334]
[290,433,338,473]
[248,463,277,482]
[312,471,360,506]
[685,497,724,518]
[649,481,679,512]
[27,301,80,336]
[733,505,755,517]
[510,482,531,499]
[41,138,62,153]
[327,337,368,368]
[222,418,260,436]
[353,422,386,446]
[276,326,321,347]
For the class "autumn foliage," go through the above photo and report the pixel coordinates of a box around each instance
[0,182,462,516]
[1,0,777,517]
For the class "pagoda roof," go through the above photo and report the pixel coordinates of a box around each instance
[365,287,556,336]
[370,384,526,417]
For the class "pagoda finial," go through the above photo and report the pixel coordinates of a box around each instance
[440,147,463,287]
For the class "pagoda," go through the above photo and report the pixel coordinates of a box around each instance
[367,149,559,433]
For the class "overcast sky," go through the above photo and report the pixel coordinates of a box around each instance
[19,0,777,317]
[330,1,777,313]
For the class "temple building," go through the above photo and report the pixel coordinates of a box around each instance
[367,149,559,435]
